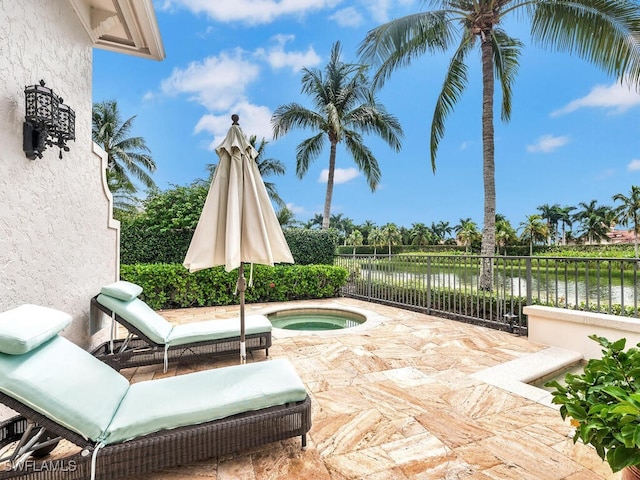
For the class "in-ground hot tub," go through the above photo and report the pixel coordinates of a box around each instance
[267,308,367,331]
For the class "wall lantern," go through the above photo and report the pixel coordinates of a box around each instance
[23,80,75,160]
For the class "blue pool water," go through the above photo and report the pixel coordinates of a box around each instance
[267,309,366,331]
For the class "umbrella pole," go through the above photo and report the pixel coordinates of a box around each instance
[238,263,247,364]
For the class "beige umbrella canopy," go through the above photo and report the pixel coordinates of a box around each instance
[183,114,294,362]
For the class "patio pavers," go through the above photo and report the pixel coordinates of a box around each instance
[125,298,622,480]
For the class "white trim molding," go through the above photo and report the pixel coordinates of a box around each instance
[66,0,165,60]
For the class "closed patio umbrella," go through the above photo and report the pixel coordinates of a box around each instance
[183,114,294,363]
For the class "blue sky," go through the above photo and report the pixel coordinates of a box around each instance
[92,0,640,231]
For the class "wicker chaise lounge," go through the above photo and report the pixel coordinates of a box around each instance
[0,304,311,480]
[90,281,272,371]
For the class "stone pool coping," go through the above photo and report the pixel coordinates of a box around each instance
[471,346,584,407]
[260,302,390,338]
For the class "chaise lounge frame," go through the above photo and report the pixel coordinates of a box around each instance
[0,390,311,480]
[90,296,272,370]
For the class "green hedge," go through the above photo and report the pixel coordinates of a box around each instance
[120,263,348,310]
[121,227,338,265]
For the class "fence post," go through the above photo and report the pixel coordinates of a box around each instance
[367,257,372,301]
[426,256,432,314]
[526,257,532,306]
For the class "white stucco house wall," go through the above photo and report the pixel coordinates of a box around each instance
[0,0,164,347]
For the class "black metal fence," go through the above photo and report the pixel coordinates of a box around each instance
[334,254,640,335]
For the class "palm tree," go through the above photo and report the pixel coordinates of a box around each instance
[495,214,517,255]
[276,206,298,228]
[410,223,432,246]
[573,200,612,245]
[358,219,377,245]
[368,227,383,256]
[456,219,480,254]
[304,213,324,229]
[331,213,355,245]
[358,0,640,288]
[519,214,548,256]
[381,223,402,256]
[432,221,453,244]
[107,174,141,217]
[272,41,403,229]
[613,186,640,257]
[557,205,576,245]
[206,135,286,208]
[346,229,364,257]
[92,100,157,195]
[537,203,561,245]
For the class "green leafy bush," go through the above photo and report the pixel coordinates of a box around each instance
[282,228,338,265]
[546,336,640,472]
[121,225,338,266]
[120,263,348,310]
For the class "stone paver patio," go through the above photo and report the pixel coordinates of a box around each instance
[123,298,621,480]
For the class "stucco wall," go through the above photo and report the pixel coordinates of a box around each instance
[0,0,119,347]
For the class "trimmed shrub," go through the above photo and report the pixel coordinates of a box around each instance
[120,263,348,310]
[121,226,338,266]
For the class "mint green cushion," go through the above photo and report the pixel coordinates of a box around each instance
[0,305,72,355]
[167,315,272,347]
[0,336,129,441]
[104,358,307,444]
[96,295,172,344]
[100,281,143,301]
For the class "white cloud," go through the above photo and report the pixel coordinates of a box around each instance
[330,7,363,27]
[551,81,640,116]
[160,0,342,25]
[460,141,468,151]
[255,35,321,72]
[286,203,306,214]
[160,49,259,111]
[195,103,273,150]
[628,159,640,171]
[142,91,155,102]
[318,167,360,184]
[363,0,413,22]
[526,134,569,153]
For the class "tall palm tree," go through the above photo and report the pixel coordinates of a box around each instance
[206,135,286,208]
[456,219,480,254]
[331,213,355,245]
[368,227,383,256]
[107,174,141,216]
[410,222,432,246]
[613,186,640,257]
[276,206,298,228]
[346,229,364,257]
[433,220,453,244]
[272,41,403,229]
[557,205,576,245]
[537,203,561,245]
[358,219,377,245]
[359,0,640,288]
[304,213,324,229]
[573,200,611,245]
[92,100,157,195]
[381,223,402,256]
[495,214,517,255]
[519,214,547,256]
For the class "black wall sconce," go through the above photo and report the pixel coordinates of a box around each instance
[23,80,75,160]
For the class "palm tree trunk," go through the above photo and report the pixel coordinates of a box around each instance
[479,37,495,291]
[322,142,337,229]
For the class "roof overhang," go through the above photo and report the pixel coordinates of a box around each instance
[66,0,165,61]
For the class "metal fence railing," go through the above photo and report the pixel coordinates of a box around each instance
[334,254,640,335]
